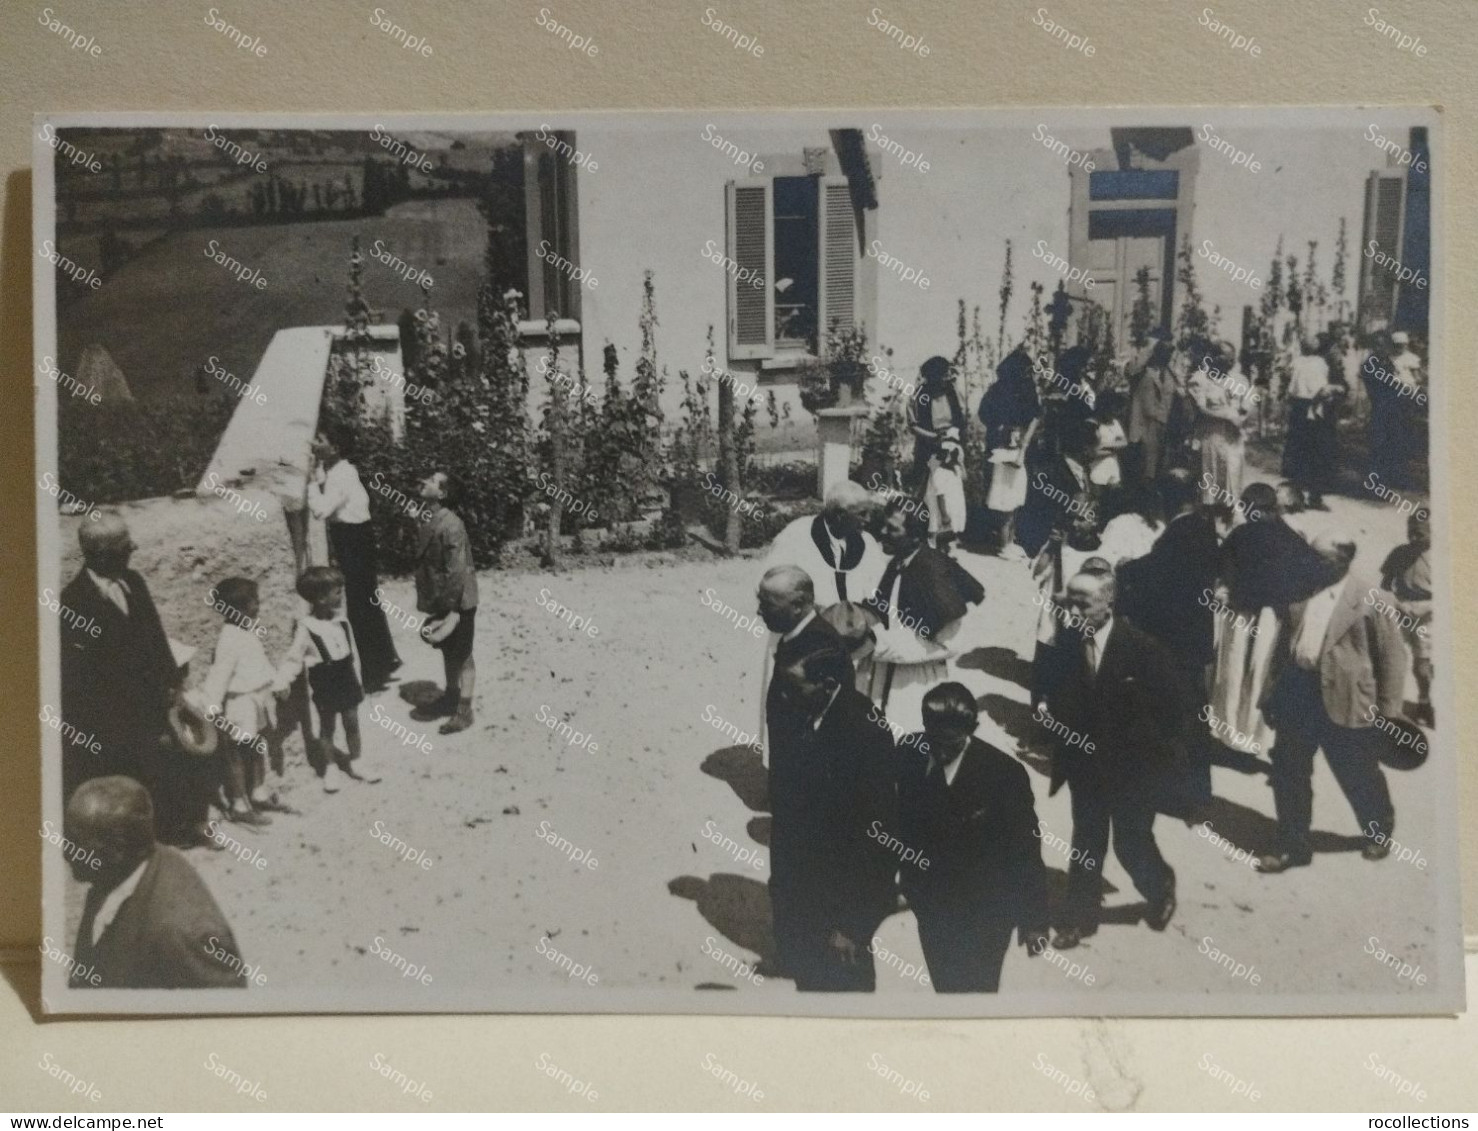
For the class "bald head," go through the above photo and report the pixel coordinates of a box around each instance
[78,511,134,576]
[1063,569,1115,633]
[65,776,155,884]
[757,565,815,634]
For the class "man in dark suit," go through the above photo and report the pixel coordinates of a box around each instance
[59,512,210,847]
[768,647,897,991]
[1256,533,1407,873]
[757,565,848,760]
[1015,418,1101,560]
[66,776,247,989]
[898,682,1050,992]
[1046,570,1186,949]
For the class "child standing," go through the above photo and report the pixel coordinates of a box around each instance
[276,566,380,792]
[201,577,281,826]
[926,432,968,554]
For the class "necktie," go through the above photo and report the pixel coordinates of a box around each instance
[1083,636,1097,679]
[99,576,129,615]
[873,556,902,628]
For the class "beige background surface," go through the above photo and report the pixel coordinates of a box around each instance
[1,0,1474,1111]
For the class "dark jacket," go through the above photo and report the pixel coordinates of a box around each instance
[769,686,899,942]
[1118,510,1221,666]
[1015,453,1094,559]
[867,547,984,639]
[1218,518,1326,610]
[1046,616,1189,796]
[72,846,247,989]
[897,736,1049,938]
[59,567,181,791]
[414,507,478,615]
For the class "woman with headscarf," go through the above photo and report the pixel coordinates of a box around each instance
[1207,482,1327,754]
[906,355,966,486]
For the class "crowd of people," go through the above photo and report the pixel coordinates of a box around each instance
[755,332,1434,993]
[55,434,479,989]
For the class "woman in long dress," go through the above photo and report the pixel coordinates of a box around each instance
[1187,342,1253,506]
[1207,482,1326,755]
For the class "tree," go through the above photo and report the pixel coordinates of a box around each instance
[1331,218,1350,325]
[1022,280,1047,360]
[997,239,1014,356]
[1128,265,1155,348]
[1174,235,1213,356]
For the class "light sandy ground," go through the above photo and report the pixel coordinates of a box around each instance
[57,478,1443,1008]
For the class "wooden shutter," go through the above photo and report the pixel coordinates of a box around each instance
[726,178,774,359]
[817,176,857,342]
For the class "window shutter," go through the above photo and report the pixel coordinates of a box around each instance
[817,176,856,342]
[726,178,774,359]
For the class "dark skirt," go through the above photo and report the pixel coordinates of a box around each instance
[328,520,401,685]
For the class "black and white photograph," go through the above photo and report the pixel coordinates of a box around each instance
[32,106,1459,1017]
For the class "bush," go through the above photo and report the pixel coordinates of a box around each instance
[58,393,239,503]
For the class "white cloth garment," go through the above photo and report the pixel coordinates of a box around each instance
[1292,582,1342,670]
[308,460,372,525]
[91,857,148,947]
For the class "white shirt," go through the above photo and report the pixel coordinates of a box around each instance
[935,742,967,786]
[1293,583,1342,670]
[92,857,149,947]
[781,608,817,645]
[1288,355,1330,401]
[309,460,371,524]
[275,615,358,690]
[1085,615,1114,674]
[810,684,843,732]
[87,569,130,615]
